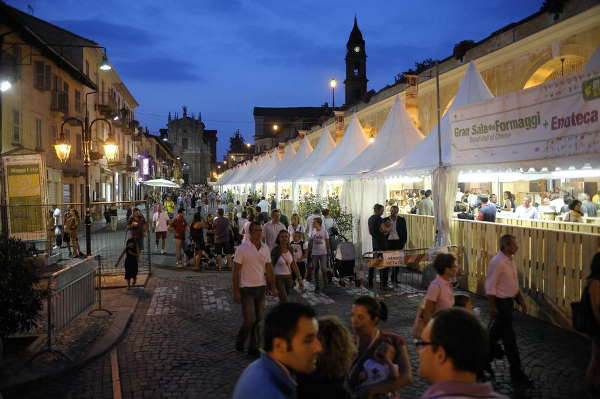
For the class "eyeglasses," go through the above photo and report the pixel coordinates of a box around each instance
[414,339,438,349]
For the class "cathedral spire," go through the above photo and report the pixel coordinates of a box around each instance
[168,112,172,122]
[182,106,188,118]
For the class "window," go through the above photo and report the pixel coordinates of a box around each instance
[35,118,42,149]
[63,82,69,114]
[76,134,82,159]
[75,90,82,112]
[12,109,21,143]
[12,45,22,79]
[34,61,45,90]
[44,65,51,90]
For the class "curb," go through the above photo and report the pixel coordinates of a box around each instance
[0,275,151,394]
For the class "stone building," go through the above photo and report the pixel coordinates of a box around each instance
[344,16,368,106]
[160,107,216,184]
[225,129,254,165]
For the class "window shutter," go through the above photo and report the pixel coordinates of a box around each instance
[44,65,51,91]
[34,61,44,90]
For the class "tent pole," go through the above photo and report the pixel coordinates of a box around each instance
[436,62,442,168]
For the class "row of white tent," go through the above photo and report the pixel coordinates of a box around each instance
[218,52,600,252]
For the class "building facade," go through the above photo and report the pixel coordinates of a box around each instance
[344,16,368,106]
[160,106,216,184]
[0,3,140,208]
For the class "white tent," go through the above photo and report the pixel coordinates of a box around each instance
[252,149,281,184]
[380,62,493,175]
[276,135,313,182]
[337,96,424,176]
[315,115,370,177]
[585,45,600,71]
[231,156,262,185]
[264,143,296,182]
[287,126,336,181]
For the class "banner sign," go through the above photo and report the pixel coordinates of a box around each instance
[2,154,46,239]
[450,67,600,165]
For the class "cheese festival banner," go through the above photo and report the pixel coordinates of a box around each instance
[450,66,600,166]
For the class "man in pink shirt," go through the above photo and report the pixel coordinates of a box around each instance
[485,234,532,385]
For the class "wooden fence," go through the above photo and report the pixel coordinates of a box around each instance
[497,217,600,235]
[402,213,600,328]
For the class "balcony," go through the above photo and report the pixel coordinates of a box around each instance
[50,90,68,114]
[96,93,117,118]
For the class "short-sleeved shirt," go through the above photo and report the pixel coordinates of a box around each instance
[214,216,232,243]
[234,240,271,287]
[310,229,329,256]
[485,251,519,298]
[290,240,305,263]
[274,251,293,276]
[153,211,169,232]
[171,216,187,240]
[425,275,455,311]
[263,221,287,250]
[478,205,497,222]
[129,215,146,238]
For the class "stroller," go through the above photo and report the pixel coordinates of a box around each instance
[329,227,359,287]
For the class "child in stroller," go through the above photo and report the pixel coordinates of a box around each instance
[329,227,359,287]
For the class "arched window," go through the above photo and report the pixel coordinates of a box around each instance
[523,55,585,89]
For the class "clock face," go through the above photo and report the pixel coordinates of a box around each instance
[354,46,361,53]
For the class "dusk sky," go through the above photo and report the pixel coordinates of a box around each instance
[8,0,542,159]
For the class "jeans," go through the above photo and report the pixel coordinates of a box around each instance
[489,297,522,374]
[236,286,266,352]
[311,254,329,292]
[387,239,404,283]
[275,275,293,302]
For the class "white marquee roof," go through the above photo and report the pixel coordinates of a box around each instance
[276,135,313,182]
[287,126,336,181]
[252,149,281,184]
[263,143,296,182]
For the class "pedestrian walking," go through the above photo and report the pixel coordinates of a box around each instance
[485,234,532,385]
[297,315,355,399]
[305,209,321,238]
[347,296,413,398]
[233,221,278,357]
[190,212,207,271]
[271,230,303,302]
[116,238,139,289]
[237,211,249,245]
[109,203,118,231]
[288,213,305,241]
[52,205,63,249]
[164,196,175,218]
[152,204,169,254]
[214,208,234,270]
[205,213,215,251]
[233,302,322,399]
[263,209,287,250]
[417,308,508,399]
[308,217,330,293]
[384,205,407,286]
[170,208,188,267]
[127,208,147,252]
[291,231,307,282]
[64,208,81,258]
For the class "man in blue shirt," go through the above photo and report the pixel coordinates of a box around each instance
[234,302,322,399]
[477,196,497,222]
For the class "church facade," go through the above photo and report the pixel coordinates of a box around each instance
[160,107,217,184]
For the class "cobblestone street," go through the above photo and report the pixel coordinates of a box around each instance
[5,248,591,399]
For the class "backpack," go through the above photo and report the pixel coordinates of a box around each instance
[571,282,599,335]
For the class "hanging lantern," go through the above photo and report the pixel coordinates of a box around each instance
[103,135,119,161]
[54,134,71,163]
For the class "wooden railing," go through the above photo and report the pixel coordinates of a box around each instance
[497,217,600,235]
[401,213,600,328]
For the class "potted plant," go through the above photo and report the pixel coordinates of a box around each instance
[0,237,44,364]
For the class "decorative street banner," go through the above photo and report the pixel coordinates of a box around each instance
[450,66,600,165]
[2,153,46,239]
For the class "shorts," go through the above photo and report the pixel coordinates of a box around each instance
[155,231,167,240]
[214,242,233,256]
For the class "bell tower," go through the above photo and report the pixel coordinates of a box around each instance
[344,16,368,106]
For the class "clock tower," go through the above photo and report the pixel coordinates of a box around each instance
[344,16,368,106]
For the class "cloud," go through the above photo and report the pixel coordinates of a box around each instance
[115,57,202,83]
[50,19,158,48]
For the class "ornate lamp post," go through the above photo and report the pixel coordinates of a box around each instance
[54,98,117,256]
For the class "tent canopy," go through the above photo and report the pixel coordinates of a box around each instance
[252,150,281,184]
[265,143,296,182]
[585,44,600,71]
[142,179,180,188]
[287,126,336,181]
[380,62,493,176]
[276,135,313,182]
[315,115,370,178]
[337,96,424,176]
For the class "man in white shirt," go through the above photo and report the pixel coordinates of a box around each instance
[263,209,287,250]
[321,209,336,233]
[257,196,270,214]
[233,222,277,357]
[455,188,464,203]
[514,196,538,220]
[237,211,248,244]
[485,234,531,385]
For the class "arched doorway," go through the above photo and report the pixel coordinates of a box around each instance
[523,55,586,89]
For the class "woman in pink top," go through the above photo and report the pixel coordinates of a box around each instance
[422,253,458,325]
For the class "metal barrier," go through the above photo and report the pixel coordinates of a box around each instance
[361,246,459,298]
[31,257,97,362]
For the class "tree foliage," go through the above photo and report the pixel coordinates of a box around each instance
[297,194,353,239]
[0,237,43,338]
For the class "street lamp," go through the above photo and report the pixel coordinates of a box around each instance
[273,124,279,132]
[99,53,112,71]
[54,97,116,256]
[0,79,11,92]
[330,78,337,109]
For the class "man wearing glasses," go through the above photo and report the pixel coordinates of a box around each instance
[416,308,507,399]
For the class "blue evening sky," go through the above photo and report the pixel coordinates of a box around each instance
[7,0,542,159]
